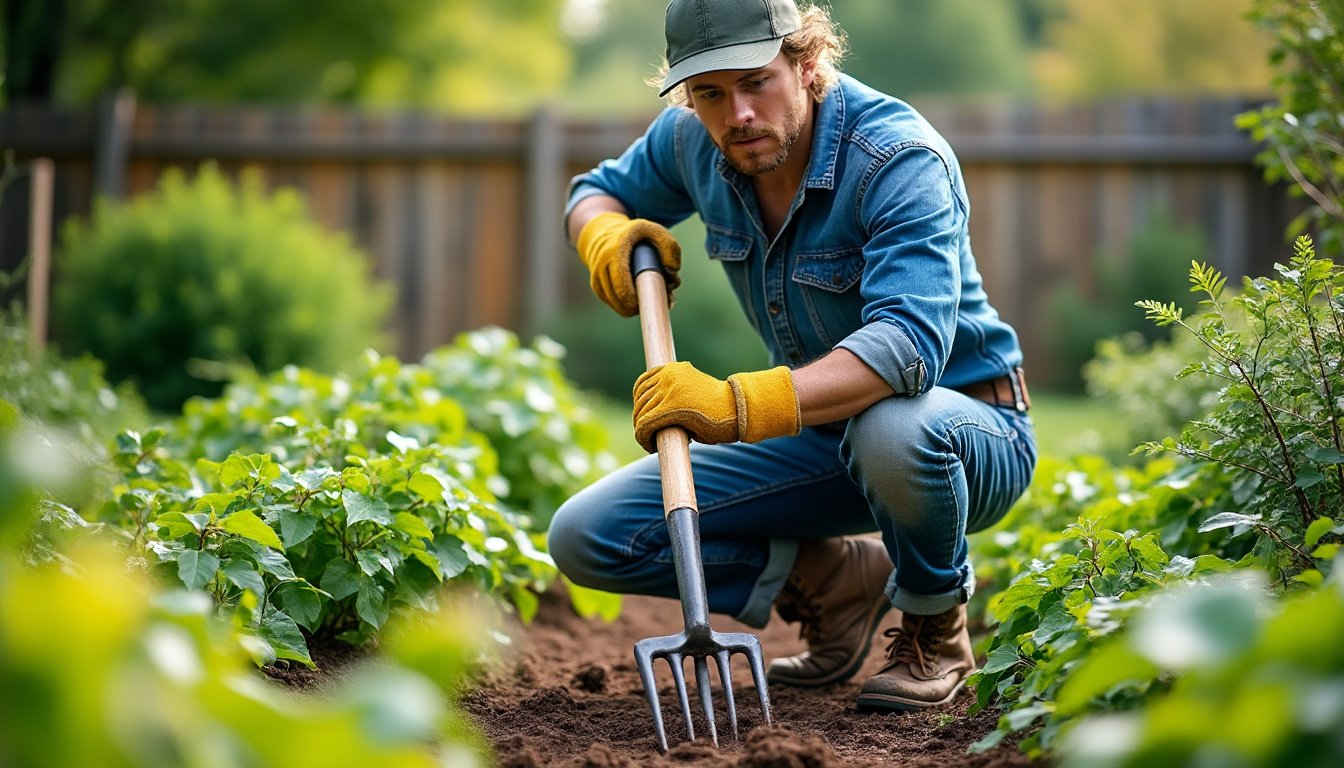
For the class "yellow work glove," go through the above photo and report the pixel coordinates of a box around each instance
[632,361,801,453]
[576,211,682,317]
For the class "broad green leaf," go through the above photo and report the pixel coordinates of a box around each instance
[355,548,393,576]
[278,510,319,549]
[295,467,338,490]
[222,559,266,598]
[356,577,389,628]
[563,576,622,622]
[1292,469,1325,489]
[1292,569,1324,587]
[1305,517,1336,549]
[154,511,202,540]
[1056,640,1158,714]
[434,534,471,579]
[1197,512,1261,534]
[1313,544,1340,560]
[392,512,434,541]
[1032,604,1076,645]
[981,644,1022,675]
[408,472,444,502]
[511,584,539,624]
[220,510,284,550]
[177,550,220,590]
[1306,446,1344,464]
[258,606,315,668]
[220,454,252,487]
[407,549,444,580]
[241,540,296,580]
[343,489,392,527]
[1005,703,1050,732]
[321,558,361,600]
[274,581,325,631]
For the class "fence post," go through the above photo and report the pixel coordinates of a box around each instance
[26,158,54,357]
[95,87,136,200]
[524,104,563,335]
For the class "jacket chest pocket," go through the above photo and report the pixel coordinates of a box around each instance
[703,225,758,321]
[791,246,864,347]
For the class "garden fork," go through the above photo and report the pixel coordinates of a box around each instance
[629,241,773,753]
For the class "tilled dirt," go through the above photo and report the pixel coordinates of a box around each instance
[462,584,1032,767]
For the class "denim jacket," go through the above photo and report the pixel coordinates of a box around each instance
[566,74,1022,394]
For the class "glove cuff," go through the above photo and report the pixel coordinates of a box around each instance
[728,366,801,443]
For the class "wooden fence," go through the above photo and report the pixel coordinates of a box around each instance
[1,92,1298,382]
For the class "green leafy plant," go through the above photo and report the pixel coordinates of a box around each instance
[1058,567,1344,768]
[1045,213,1206,391]
[0,545,492,768]
[1237,0,1344,255]
[420,327,618,526]
[1136,237,1344,586]
[104,379,556,667]
[54,163,392,412]
[969,487,1235,756]
[1082,330,1222,457]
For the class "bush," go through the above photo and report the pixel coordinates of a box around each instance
[1059,569,1344,768]
[1238,0,1344,255]
[0,545,492,768]
[1082,330,1221,455]
[1045,213,1206,391]
[54,164,392,413]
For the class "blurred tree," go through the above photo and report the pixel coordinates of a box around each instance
[1,0,570,113]
[558,0,1039,115]
[1033,0,1274,96]
[834,0,1033,97]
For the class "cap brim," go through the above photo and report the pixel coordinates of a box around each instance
[659,37,785,96]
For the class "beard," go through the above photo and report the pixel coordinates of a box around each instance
[717,97,807,176]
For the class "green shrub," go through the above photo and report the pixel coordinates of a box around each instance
[1059,568,1344,768]
[1238,0,1344,255]
[0,305,147,449]
[420,328,618,527]
[104,349,561,663]
[1045,213,1205,391]
[1137,237,1343,586]
[53,163,392,413]
[0,545,491,768]
[1082,330,1221,455]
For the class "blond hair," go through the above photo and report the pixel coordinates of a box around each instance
[647,4,847,107]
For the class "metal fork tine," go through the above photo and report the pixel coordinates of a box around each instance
[634,645,669,753]
[744,643,774,725]
[694,656,718,747]
[667,653,695,741]
[714,650,738,740]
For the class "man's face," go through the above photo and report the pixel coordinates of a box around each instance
[685,52,816,177]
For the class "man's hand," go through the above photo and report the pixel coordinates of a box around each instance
[632,361,801,453]
[576,212,681,317]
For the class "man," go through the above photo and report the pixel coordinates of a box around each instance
[549,0,1036,712]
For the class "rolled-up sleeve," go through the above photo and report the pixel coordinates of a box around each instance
[835,145,964,395]
[564,107,697,237]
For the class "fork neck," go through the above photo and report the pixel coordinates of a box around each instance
[666,505,712,636]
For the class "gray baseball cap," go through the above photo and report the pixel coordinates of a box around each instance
[659,0,803,96]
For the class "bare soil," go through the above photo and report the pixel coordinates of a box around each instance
[462,583,1033,767]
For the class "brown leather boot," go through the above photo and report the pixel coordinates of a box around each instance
[855,603,976,710]
[766,536,894,687]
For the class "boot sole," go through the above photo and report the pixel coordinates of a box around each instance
[854,670,974,712]
[767,600,893,688]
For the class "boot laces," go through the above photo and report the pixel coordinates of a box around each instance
[777,582,825,643]
[880,611,955,677]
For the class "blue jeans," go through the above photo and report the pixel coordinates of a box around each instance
[548,388,1037,628]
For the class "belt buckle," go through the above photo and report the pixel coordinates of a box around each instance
[1009,368,1027,413]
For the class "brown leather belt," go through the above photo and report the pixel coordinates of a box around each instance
[955,367,1031,412]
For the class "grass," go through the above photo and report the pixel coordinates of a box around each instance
[585,390,1134,467]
